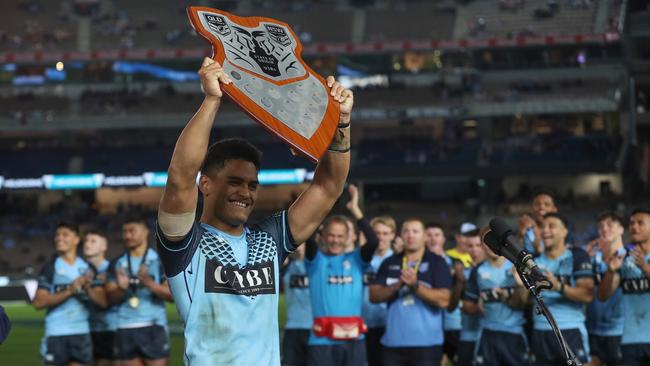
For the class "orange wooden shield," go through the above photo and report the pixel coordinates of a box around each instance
[187,6,340,163]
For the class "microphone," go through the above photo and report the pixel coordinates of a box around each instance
[485,217,552,290]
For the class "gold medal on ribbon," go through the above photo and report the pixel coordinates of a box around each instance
[128,296,140,309]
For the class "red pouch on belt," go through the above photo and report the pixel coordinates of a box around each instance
[313,317,367,340]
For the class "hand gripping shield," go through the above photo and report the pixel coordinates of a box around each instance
[187,7,340,163]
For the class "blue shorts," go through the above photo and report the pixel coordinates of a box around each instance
[531,329,589,366]
[621,343,650,365]
[589,334,623,364]
[114,325,169,360]
[41,334,93,366]
[475,329,530,366]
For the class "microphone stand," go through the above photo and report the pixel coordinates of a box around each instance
[517,267,582,366]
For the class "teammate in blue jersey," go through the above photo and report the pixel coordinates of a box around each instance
[463,238,529,366]
[531,213,594,366]
[585,212,626,366]
[518,191,558,254]
[282,244,312,366]
[443,223,476,365]
[363,214,396,366]
[305,213,379,366]
[599,209,650,365]
[370,218,452,366]
[33,222,107,366]
[458,229,486,366]
[106,216,173,366]
[83,229,117,366]
[155,57,353,366]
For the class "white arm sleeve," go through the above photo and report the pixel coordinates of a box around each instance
[158,209,196,238]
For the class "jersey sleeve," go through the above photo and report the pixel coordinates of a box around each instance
[252,210,297,264]
[37,261,55,292]
[372,257,391,286]
[429,255,453,289]
[155,220,202,278]
[462,265,480,302]
[572,248,594,279]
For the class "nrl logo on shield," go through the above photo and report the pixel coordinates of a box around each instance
[265,24,291,47]
[205,14,230,36]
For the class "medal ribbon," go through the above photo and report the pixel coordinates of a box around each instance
[127,245,149,296]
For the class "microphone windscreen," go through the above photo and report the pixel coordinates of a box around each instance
[489,217,513,241]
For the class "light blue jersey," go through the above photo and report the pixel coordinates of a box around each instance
[89,259,117,332]
[362,250,392,328]
[306,248,367,346]
[534,248,593,331]
[586,248,625,336]
[443,255,462,331]
[618,250,650,345]
[37,256,91,336]
[283,259,312,330]
[460,266,481,342]
[464,260,524,334]
[523,227,537,254]
[108,248,168,329]
[156,211,296,366]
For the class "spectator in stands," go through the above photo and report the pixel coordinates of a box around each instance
[531,213,594,365]
[586,212,626,366]
[370,218,451,366]
[599,209,650,365]
[305,214,379,366]
[33,221,106,366]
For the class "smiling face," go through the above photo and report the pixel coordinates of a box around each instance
[54,226,80,255]
[597,217,624,247]
[200,159,259,230]
[630,212,650,245]
[532,194,557,223]
[541,216,568,250]
[324,221,349,256]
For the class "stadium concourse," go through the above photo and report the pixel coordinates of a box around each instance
[2,0,650,365]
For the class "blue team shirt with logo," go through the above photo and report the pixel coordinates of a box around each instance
[89,259,117,332]
[156,211,296,366]
[586,248,625,336]
[108,248,168,329]
[362,250,392,328]
[464,260,525,334]
[618,250,650,345]
[306,248,367,346]
[443,255,462,331]
[373,251,452,347]
[283,259,312,330]
[37,256,91,336]
[533,248,594,331]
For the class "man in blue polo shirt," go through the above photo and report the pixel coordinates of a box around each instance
[106,215,173,366]
[586,212,626,366]
[305,214,379,366]
[33,222,107,366]
[463,239,529,366]
[531,213,594,366]
[83,228,117,365]
[458,229,485,366]
[282,244,312,366]
[370,218,451,366]
[599,208,650,365]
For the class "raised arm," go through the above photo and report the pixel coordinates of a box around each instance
[288,77,353,244]
[158,58,232,241]
[345,184,379,262]
[598,254,623,301]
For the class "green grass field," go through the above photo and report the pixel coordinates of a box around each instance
[0,297,287,366]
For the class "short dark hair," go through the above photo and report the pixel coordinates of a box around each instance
[597,211,625,227]
[122,213,148,227]
[84,226,108,239]
[201,138,262,174]
[426,221,445,232]
[543,212,568,228]
[56,221,79,234]
[631,208,650,218]
[533,190,556,202]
